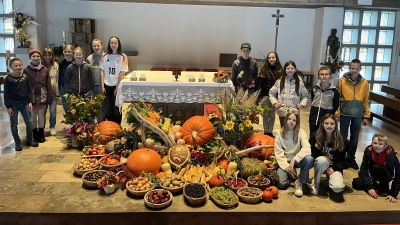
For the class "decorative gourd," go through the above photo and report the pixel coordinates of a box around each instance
[217,159,229,172]
[160,162,173,176]
[180,116,214,147]
[155,172,165,178]
[176,139,185,145]
[208,174,224,188]
[245,134,275,160]
[105,139,120,153]
[241,158,268,180]
[226,161,238,176]
[127,148,162,176]
[161,155,169,164]
[92,121,122,144]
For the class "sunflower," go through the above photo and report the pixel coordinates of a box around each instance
[243,119,252,127]
[238,123,244,132]
[224,120,235,131]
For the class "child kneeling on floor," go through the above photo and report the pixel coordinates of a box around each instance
[274,109,314,197]
[352,134,400,203]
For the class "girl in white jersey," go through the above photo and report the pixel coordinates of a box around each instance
[100,36,128,124]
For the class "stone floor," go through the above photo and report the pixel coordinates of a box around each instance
[0,101,400,225]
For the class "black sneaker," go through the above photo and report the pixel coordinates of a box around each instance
[26,140,39,147]
[379,183,389,196]
[15,144,23,151]
[351,161,359,170]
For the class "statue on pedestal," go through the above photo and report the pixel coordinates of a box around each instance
[327,28,341,59]
[10,9,40,48]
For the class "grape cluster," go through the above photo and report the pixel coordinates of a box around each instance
[184,183,206,198]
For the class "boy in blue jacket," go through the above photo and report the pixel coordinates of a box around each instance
[352,134,400,203]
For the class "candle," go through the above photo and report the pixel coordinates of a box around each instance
[199,73,204,79]
[62,31,66,47]
[6,50,10,59]
[140,73,145,78]
[132,72,136,78]
[190,74,194,79]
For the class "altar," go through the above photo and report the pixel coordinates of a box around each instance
[116,71,234,121]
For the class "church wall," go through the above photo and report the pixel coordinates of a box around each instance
[44,1,315,71]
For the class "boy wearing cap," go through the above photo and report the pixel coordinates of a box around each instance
[231,42,258,94]
[24,49,53,143]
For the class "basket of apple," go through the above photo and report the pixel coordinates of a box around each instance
[263,155,278,170]
[99,154,127,170]
[83,144,106,156]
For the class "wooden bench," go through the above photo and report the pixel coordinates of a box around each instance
[369,85,400,129]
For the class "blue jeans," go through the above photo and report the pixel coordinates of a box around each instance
[276,155,314,189]
[340,116,362,159]
[9,100,33,144]
[59,86,69,114]
[48,97,58,128]
[314,156,345,193]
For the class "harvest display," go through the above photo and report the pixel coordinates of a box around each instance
[74,97,280,209]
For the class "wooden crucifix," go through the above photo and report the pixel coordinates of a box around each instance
[271,9,285,52]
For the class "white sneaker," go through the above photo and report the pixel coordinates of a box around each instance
[310,179,319,196]
[294,179,303,197]
[50,128,56,136]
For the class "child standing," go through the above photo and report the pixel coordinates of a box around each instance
[4,58,38,151]
[42,47,59,136]
[274,110,314,197]
[86,39,105,95]
[58,44,75,114]
[352,134,399,203]
[101,36,129,124]
[269,61,308,127]
[231,42,258,94]
[309,114,353,195]
[257,51,283,137]
[336,59,370,170]
[65,47,94,96]
[24,49,53,143]
[308,66,340,135]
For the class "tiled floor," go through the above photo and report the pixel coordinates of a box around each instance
[0,99,400,224]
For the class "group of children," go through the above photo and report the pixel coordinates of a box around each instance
[231,42,399,203]
[4,36,128,151]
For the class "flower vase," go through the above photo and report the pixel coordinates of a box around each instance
[104,184,116,194]
[71,136,82,148]
[82,139,89,147]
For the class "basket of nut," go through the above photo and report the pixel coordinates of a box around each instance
[74,158,100,176]
[82,170,107,188]
[247,175,270,191]
[126,176,155,196]
[236,187,263,204]
[160,175,186,193]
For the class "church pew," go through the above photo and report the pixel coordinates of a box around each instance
[369,91,400,129]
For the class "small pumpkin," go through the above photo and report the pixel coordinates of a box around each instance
[245,134,275,160]
[92,121,122,144]
[241,158,268,180]
[127,148,162,176]
[217,159,229,172]
[209,174,224,188]
[155,172,165,178]
[269,186,279,198]
[180,116,214,147]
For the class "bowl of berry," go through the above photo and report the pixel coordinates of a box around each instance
[183,183,207,206]
[144,189,173,209]
[224,177,248,193]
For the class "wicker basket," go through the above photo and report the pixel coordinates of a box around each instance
[224,178,248,193]
[210,190,238,209]
[236,187,263,204]
[183,183,207,206]
[247,176,271,191]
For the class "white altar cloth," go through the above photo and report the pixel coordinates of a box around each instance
[115,71,234,109]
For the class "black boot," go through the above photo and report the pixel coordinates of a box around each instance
[38,128,46,143]
[32,129,39,142]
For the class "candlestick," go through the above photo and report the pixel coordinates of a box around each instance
[140,73,145,78]
[199,73,204,79]
[190,74,194,79]
[132,72,136,78]
[62,31,66,47]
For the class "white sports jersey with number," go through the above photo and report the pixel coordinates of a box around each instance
[101,53,128,86]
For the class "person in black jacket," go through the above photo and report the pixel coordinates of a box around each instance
[308,66,339,136]
[257,51,283,137]
[231,42,258,94]
[352,134,399,203]
[64,47,94,96]
[309,114,353,195]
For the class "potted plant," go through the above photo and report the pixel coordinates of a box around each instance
[97,171,120,194]
[49,44,63,62]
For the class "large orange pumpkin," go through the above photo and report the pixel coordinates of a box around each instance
[92,121,122,144]
[180,116,214,147]
[245,134,275,160]
[127,148,162,176]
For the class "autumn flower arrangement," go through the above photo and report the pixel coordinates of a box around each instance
[97,171,120,189]
[207,88,268,147]
[213,70,229,83]
[62,93,105,138]
[325,56,344,74]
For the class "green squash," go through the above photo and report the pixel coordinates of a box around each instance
[241,158,268,179]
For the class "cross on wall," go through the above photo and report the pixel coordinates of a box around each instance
[271,9,285,52]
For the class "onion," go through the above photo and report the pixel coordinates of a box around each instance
[171,125,181,134]
[174,131,182,140]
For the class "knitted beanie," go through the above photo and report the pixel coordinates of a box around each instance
[28,49,41,58]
